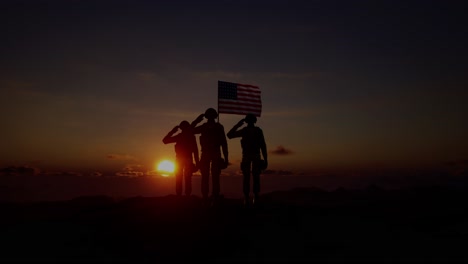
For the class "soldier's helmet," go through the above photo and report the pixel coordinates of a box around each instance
[179,120,190,130]
[245,113,257,124]
[204,108,218,120]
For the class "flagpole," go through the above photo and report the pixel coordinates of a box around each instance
[217,80,220,123]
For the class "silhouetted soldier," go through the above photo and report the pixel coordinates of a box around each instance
[191,108,229,202]
[227,113,267,206]
[163,120,199,197]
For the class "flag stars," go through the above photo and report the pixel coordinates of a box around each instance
[218,81,237,100]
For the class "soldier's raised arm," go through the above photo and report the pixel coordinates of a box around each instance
[162,125,179,144]
[227,118,245,139]
[191,113,205,134]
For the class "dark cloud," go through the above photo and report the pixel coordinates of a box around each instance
[270,145,293,155]
[445,160,468,177]
[115,164,145,177]
[261,169,295,176]
[446,160,468,167]
[123,164,143,171]
[115,171,144,177]
[90,171,103,177]
[106,154,137,161]
[0,166,40,176]
[60,171,83,177]
[36,171,83,177]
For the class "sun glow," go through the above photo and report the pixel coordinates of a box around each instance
[157,160,175,176]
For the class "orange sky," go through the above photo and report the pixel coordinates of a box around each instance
[1,1,468,176]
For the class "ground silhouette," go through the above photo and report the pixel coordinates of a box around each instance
[1,186,468,262]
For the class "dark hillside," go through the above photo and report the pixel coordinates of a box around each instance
[1,186,468,262]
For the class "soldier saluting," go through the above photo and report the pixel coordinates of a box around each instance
[162,120,199,197]
[227,113,268,206]
[191,108,229,202]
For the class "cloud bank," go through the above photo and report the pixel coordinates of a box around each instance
[270,145,294,155]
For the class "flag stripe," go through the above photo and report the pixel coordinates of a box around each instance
[218,80,262,117]
[218,108,262,116]
[228,96,261,103]
[218,100,261,108]
[237,83,259,88]
[218,99,262,108]
[218,103,262,111]
[220,108,262,116]
[238,86,261,94]
[238,92,261,98]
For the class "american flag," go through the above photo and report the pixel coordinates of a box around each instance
[218,81,262,117]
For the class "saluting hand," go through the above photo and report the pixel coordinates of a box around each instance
[195,113,205,122]
[171,126,179,133]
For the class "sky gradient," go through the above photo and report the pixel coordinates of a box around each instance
[1,0,468,177]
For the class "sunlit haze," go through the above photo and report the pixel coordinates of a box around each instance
[157,160,175,177]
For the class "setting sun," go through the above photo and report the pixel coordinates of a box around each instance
[157,160,175,176]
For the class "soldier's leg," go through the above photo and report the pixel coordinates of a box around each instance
[252,159,262,199]
[185,161,192,196]
[211,158,221,197]
[200,155,210,199]
[175,159,183,196]
[241,160,251,198]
